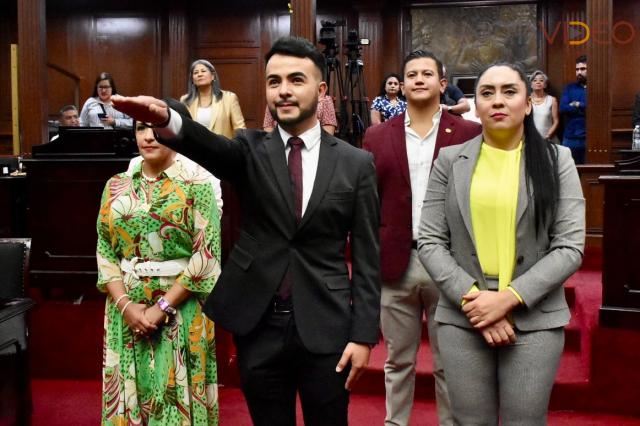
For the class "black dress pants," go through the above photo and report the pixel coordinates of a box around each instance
[235,310,350,426]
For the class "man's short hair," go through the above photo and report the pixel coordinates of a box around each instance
[402,50,444,79]
[265,36,326,79]
[576,55,587,64]
[59,104,78,117]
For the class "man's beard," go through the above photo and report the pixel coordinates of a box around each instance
[269,100,317,127]
[577,75,587,85]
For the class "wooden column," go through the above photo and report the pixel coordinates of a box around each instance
[290,0,316,41]
[164,11,188,99]
[586,0,612,163]
[17,0,47,154]
[356,9,383,105]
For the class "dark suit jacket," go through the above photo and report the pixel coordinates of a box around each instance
[162,112,381,354]
[362,111,481,282]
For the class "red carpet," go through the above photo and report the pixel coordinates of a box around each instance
[28,381,640,425]
[18,263,640,424]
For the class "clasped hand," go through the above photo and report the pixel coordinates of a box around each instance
[123,303,167,337]
[462,290,520,346]
[462,290,518,329]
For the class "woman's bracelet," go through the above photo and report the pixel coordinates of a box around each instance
[120,300,134,316]
[114,293,129,308]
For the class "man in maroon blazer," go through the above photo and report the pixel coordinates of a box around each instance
[363,50,481,426]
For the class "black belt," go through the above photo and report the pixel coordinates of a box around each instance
[272,297,293,313]
[411,240,418,250]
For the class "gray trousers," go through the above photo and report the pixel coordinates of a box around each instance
[438,324,564,426]
[381,249,452,426]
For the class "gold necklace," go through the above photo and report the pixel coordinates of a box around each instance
[531,94,546,105]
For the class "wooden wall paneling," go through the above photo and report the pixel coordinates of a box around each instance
[193,7,263,129]
[47,17,78,120]
[210,58,262,129]
[46,12,164,129]
[290,0,317,40]
[356,9,383,106]
[195,11,261,49]
[92,15,162,97]
[586,0,612,163]
[609,0,640,152]
[163,10,189,99]
[18,0,48,154]
[260,9,292,114]
[380,4,403,76]
[577,164,614,253]
[0,2,17,154]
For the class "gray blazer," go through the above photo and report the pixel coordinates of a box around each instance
[418,135,585,331]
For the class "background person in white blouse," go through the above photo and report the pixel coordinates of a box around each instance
[79,72,132,129]
[180,59,246,138]
[530,70,560,143]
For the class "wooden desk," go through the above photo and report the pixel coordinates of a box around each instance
[0,175,27,238]
[599,175,640,328]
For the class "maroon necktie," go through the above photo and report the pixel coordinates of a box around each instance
[277,137,304,302]
[287,137,304,222]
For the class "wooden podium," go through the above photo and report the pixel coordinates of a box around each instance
[599,154,640,329]
[21,130,136,379]
[24,129,137,298]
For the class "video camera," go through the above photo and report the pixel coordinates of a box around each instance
[345,29,370,61]
[319,20,344,52]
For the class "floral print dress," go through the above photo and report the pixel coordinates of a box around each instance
[96,159,221,425]
[371,95,407,121]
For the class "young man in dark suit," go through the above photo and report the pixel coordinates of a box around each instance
[113,36,380,426]
[363,50,481,426]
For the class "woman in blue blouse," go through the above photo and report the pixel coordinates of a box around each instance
[370,73,407,125]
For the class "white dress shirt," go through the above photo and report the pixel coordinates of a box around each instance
[277,123,321,216]
[157,110,321,217]
[405,109,441,240]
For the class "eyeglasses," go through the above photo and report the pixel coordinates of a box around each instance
[98,85,112,89]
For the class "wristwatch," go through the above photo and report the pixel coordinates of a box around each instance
[447,105,453,112]
[157,296,177,315]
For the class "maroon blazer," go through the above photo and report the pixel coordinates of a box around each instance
[363,111,481,282]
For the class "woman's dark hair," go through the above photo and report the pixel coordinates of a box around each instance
[475,62,559,233]
[377,73,402,97]
[265,36,326,80]
[91,72,118,97]
[183,59,223,106]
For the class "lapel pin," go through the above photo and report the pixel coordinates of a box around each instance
[445,128,452,133]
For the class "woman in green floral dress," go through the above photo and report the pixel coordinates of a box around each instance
[96,120,221,425]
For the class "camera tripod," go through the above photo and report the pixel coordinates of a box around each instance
[343,53,369,146]
[323,44,369,147]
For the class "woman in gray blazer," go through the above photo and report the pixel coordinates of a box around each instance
[418,63,585,425]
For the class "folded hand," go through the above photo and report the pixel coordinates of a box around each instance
[479,317,517,347]
[462,290,519,329]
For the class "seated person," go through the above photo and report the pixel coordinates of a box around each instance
[440,66,470,115]
[50,105,80,142]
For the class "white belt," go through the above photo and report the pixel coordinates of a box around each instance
[120,257,189,279]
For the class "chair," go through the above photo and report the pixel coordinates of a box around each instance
[0,238,30,300]
[0,238,32,424]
